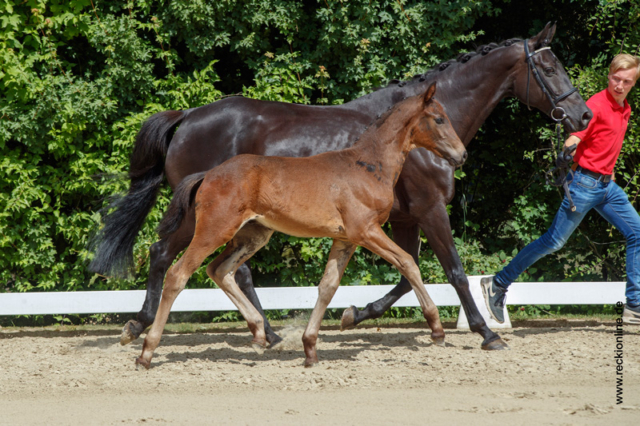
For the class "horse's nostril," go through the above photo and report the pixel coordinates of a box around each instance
[462,151,468,162]
[582,109,593,123]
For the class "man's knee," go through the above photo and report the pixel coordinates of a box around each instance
[539,234,567,253]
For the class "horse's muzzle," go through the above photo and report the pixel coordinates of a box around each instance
[448,150,468,167]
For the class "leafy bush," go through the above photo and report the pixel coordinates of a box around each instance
[1,0,638,299]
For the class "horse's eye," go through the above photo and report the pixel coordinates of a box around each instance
[435,117,444,124]
[544,67,555,75]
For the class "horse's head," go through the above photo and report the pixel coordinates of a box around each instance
[512,23,592,132]
[410,82,467,167]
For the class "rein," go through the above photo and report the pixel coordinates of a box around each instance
[524,39,577,212]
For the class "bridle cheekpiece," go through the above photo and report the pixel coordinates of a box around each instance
[524,39,578,123]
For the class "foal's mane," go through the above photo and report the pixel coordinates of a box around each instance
[357,92,423,142]
[377,38,523,90]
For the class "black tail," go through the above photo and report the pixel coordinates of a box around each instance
[89,110,185,278]
[157,172,206,239]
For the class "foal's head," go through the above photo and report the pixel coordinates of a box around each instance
[408,83,467,166]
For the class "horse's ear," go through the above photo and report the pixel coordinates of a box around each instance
[530,22,556,50]
[424,82,436,104]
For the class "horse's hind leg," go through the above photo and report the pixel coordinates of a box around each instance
[235,261,282,346]
[207,222,275,351]
[121,211,195,345]
[303,240,356,367]
[355,226,445,345]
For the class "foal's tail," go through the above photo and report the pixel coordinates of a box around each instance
[157,172,207,240]
[88,110,186,278]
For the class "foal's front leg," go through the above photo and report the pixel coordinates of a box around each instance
[340,222,419,330]
[356,226,445,345]
[303,240,356,367]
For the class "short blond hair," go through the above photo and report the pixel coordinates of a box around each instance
[610,53,640,81]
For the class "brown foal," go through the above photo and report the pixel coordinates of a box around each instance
[135,83,467,369]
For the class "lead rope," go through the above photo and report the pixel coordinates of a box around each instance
[524,39,578,211]
[545,121,576,212]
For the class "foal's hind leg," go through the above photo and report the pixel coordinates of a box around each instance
[207,222,275,351]
[355,226,445,345]
[303,240,356,367]
[136,239,218,369]
[235,261,282,346]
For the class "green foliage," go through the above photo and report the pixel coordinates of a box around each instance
[1,0,638,315]
[1,0,495,293]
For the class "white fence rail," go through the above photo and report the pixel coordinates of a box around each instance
[0,277,626,316]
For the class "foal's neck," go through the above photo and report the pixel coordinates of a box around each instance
[348,99,419,184]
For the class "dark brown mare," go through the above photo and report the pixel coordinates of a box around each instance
[135,84,467,369]
[89,24,591,350]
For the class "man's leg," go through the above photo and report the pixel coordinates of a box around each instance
[483,183,593,322]
[496,196,589,287]
[594,182,640,323]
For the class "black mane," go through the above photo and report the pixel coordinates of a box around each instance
[377,38,522,90]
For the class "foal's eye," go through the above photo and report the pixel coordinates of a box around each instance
[435,117,444,124]
[544,67,555,75]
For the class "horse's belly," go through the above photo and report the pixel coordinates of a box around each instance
[254,215,345,240]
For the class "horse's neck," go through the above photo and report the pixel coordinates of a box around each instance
[434,61,519,145]
[344,44,522,146]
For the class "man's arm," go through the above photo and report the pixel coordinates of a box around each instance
[556,135,581,169]
[564,135,581,152]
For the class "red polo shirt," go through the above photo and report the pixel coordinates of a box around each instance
[571,89,631,175]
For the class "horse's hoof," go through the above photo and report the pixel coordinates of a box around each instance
[431,335,446,347]
[120,320,144,346]
[481,337,510,351]
[266,333,283,349]
[251,340,267,355]
[303,358,319,368]
[135,357,150,370]
[340,306,358,331]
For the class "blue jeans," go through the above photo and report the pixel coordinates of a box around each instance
[494,170,640,306]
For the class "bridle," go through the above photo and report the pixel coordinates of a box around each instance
[524,39,579,211]
[524,39,578,123]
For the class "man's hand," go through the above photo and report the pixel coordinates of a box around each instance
[556,143,577,169]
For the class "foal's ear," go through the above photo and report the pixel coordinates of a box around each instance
[530,21,556,50]
[423,82,436,104]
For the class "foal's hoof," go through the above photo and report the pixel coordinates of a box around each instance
[251,340,268,355]
[135,357,151,370]
[340,306,358,331]
[431,335,446,347]
[303,358,319,368]
[120,320,145,346]
[481,337,510,351]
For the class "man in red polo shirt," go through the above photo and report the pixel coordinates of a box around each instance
[482,53,640,324]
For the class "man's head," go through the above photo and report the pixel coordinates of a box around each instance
[608,54,640,105]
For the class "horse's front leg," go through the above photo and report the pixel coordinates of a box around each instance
[235,261,283,347]
[416,205,507,349]
[121,214,195,345]
[340,222,417,330]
